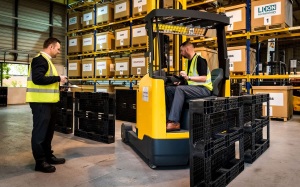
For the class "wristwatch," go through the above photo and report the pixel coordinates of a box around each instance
[188,76,191,81]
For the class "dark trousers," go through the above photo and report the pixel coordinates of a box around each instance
[165,85,211,122]
[29,103,57,163]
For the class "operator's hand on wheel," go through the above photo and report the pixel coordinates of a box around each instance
[180,71,188,80]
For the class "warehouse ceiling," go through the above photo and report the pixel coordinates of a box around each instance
[294,0,300,26]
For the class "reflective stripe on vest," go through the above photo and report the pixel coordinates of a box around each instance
[185,55,213,91]
[26,53,59,103]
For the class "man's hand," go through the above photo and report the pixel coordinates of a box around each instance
[60,76,68,84]
[180,71,188,80]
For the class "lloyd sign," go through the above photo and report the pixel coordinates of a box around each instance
[254,2,281,18]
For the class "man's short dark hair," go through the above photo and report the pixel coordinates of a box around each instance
[180,40,194,48]
[43,38,61,49]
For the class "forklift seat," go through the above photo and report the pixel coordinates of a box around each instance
[211,68,224,97]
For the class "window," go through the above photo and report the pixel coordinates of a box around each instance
[2,64,28,87]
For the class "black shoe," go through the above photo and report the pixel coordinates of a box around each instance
[47,155,65,165]
[35,161,56,173]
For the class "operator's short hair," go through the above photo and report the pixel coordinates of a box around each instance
[43,38,61,49]
[180,40,194,48]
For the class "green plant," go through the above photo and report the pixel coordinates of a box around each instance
[11,80,17,87]
[0,63,11,86]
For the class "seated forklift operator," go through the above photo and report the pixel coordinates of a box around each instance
[165,41,213,132]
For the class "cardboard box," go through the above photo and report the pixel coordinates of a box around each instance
[114,0,130,20]
[68,60,82,77]
[82,9,94,27]
[115,27,130,48]
[96,2,114,24]
[82,58,94,78]
[114,57,130,76]
[131,53,147,76]
[132,0,147,16]
[251,0,293,32]
[68,12,82,31]
[95,32,115,50]
[227,46,256,73]
[132,24,147,46]
[252,86,293,120]
[82,33,94,52]
[224,4,246,32]
[164,0,173,8]
[195,47,219,71]
[68,36,82,54]
[95,57,113,77]
[95,85,115,93]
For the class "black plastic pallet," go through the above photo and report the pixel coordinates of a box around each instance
[116,89,136,122]
[227,108,243,129]
[226,96,242,110]
[74,129,114,144]
[75,92,115,115]
[190,111,229,146]
[76,112,115,136]
[220,159,244,184]
[244,139,269,164]
[189,97,227,114]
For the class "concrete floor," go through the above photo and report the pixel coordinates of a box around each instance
[0,105,300,187]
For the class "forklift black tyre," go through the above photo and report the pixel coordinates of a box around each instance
[121,123,132,143]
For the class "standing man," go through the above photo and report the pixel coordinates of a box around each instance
[166,41,212,131]
[26,38,68,173]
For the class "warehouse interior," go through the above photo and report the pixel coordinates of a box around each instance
[1,0,300,186]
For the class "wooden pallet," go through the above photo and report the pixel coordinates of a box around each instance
[131,75,145,79]
[132,43,147,48]
[96,20,112,26]
[82,24,94,29]
[133,11,147,17]
[82,76,94,79]
[270,115,292,122]
[116,45,130,50]
[96,48,112,52]
[114,16,130,22]
[68,27,81,32]
[115,75,130,79]
[226,29,246,35]
[95,75,111,79]
[68,76,82,79]
[82,50,94,54]
[230,71,248,76]
[68,52,81,56]
[252,23,288,32]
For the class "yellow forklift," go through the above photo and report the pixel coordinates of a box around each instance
[121,8,230,168]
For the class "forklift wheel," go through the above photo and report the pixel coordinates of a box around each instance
[121,123,132,143]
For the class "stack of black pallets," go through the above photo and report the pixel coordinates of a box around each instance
[116,89,137,123]
[55,91,73,134]
[242,94,270,164]
[189,96,244,187]
[74,92,115,144]
[0,87,8,107]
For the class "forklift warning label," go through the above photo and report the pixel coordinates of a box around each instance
[143,87,149,102]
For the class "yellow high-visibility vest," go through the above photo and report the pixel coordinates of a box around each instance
[185,55,213,91]
[26,53,59,103]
